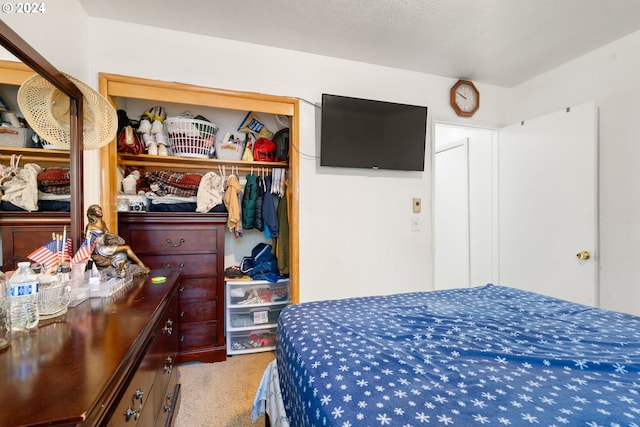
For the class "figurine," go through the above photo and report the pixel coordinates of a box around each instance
[85,204,150,277]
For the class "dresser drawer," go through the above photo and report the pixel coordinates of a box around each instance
[153,361,179,425]
[141,254,218,277]
[178,276,218,301]
[109,354,155,427]
[127,226,220,254]
[179,299,217,323]
[179,321,221,350]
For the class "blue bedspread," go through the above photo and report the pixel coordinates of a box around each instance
[276,284,640,426]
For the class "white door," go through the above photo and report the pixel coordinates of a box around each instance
[498,102,598,306]
[434,139,470,290]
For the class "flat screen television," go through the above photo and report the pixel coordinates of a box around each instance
[320,94,428,171]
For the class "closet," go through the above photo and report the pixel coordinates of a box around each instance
[98,73,299,363]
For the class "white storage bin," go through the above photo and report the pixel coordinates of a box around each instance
[226,278,290,355]
[227,329,277,354]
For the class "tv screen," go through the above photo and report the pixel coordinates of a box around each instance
[320,94,428,171]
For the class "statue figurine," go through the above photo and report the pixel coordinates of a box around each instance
[85,204,150,277]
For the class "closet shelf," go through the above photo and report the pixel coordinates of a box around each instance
[118,152,287,173]
[0,146,69,166]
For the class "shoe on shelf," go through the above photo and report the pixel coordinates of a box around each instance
[147,142,158,156]
[150,106,167,134]
[144,133,158,155]
[138,118,152,134]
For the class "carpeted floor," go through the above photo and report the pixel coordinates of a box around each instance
[174,351,276,427]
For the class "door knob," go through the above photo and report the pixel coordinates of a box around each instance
[576,251,591,260]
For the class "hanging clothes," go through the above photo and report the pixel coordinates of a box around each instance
[275,178,289,275]
[262,174,278,238]
[241,173,257,229]
[1,162,41,211]
[254,174,265,231]
[196,171,225,213]
[223,174,242,234]
[235,183,244,239]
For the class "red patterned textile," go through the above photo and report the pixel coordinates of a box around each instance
[37,167,71,186]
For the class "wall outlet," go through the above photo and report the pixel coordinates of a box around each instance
[412,198,421,213]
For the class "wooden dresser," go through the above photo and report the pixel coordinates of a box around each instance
[0,269,181,427]
[1,212,71,271]
[118,212,227,363]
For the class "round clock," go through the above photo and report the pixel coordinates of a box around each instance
[450,79,480,117]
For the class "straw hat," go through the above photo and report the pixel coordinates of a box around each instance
[17,73,117,150]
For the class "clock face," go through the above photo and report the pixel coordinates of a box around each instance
[450,80,479,117]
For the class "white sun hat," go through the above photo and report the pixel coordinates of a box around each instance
[17,72,117,150]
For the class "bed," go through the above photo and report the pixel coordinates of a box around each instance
[253,284,640,426]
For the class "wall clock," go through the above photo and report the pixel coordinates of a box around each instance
[450,79,480,117]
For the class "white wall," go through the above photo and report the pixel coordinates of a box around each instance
[510,30,640,315]
[82,18,508,303]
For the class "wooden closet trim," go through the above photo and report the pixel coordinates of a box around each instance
[99,73,300,304]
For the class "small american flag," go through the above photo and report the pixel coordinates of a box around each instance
[27,237,72,272]
[72,237,96,263]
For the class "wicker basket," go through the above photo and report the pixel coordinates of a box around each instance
[165,117,218,158]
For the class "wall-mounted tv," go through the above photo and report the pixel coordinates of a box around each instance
[320,94,428,171]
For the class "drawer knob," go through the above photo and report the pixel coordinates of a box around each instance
[165,238,185,247]
[124,407,140,422]
[133,389,144,403]
[164,263,185,269]
[163,325,173,335]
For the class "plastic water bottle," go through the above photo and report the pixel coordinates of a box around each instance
[8,262,39,331]
[0,273,9,349]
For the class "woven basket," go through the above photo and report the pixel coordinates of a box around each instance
[165,117,218,158]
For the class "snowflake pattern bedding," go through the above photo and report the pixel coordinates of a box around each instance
[276,284,640,426]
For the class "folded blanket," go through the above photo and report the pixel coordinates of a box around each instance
[39,184,70,195]
[146,170,202,190]
[38,167,70,186]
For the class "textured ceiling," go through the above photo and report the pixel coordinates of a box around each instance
[78,0,640,87]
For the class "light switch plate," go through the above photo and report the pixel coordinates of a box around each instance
[411,216,421,231]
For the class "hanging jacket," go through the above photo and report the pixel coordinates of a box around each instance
[262,174,278,238]
[276,179,289,275]
[241,173,257,229]
[254,175,265,231]
[223,174,242,233]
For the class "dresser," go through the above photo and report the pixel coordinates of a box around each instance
[0,212,70,271]
[0,269,181,427]
[118,212,227,363]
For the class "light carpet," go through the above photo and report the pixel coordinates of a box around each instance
[174,351,275,427]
